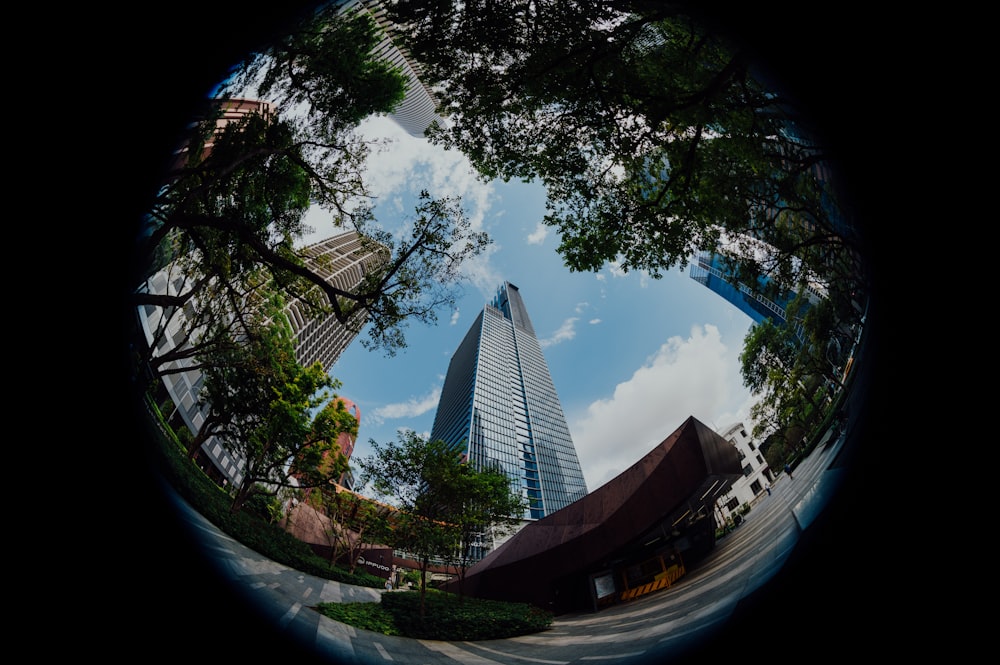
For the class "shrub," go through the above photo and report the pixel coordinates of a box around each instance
[316,590,555,640]
[378,591,553,640]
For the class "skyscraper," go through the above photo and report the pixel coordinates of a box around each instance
[335,0,446,138]
[286,232,390,373]
[688,249,822,341]
[430,282,588,556]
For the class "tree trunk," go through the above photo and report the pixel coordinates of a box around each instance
[230,482,253,513]
[419,557,429,619]
[186,426,211,458]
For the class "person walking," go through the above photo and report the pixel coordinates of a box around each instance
[765,484,772,496]
[784,463,793,479]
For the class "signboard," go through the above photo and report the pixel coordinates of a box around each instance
[593,572,616,599]
[356,547,394,578]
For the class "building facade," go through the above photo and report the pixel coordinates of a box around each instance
[335,0,446,138]
[429,282,588,558]
[137,230,388,487]
[688,248,823,341]
[286,232,390,373]
[713,421,774,526]
[168,97,274,174]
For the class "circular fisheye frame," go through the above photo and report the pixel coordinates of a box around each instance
[124,2,881,664]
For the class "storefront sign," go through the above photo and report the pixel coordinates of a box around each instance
[357,555,392,573]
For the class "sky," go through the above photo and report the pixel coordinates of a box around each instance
[298,114,758,493]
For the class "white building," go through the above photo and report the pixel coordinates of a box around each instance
[714,422,775,526]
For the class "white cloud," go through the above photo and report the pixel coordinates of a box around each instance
[369,386,443,425]
[589,318,602,325]
[450,309,461,326]
[539,317,579,349]
[574,301,589,314]
[569,324,755,491]
[300,115,503,296]
[526,222,549,245]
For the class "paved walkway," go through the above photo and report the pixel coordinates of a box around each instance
[158,424,852,665]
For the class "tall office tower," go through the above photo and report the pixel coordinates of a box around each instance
[335,0,446,138]
[688,249,822,341]
[430,282,588,558]
[136,230,389,488]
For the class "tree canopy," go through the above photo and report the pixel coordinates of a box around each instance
[133,3,490,382]
[384,0,869,444]
[386,0,860,281]
[316,487,394,574]
[355,431,525,613]
[197,291,356,513]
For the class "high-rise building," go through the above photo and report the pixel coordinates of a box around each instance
[307,395,361,491]
[168,98,274,175]
[335,0,446,138]
[429,281,588,557]
[286,232,390,373]
[688,249,822,340]
[136,230,389,487]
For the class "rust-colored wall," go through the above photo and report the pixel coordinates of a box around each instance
[446,416,742,611]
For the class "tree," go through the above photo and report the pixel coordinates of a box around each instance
[385,0,869,372]
[132,5,491,393]
[387,1,857,274]
[197,291,356,513]
[739,291,835,448]
[441,458,526,602]
[356,431,527,612]
[316,487,393,574]
[354,432,464,617]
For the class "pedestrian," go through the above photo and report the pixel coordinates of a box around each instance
[784,463,793,479]
[385,579,393,591]
[765,484,771,496]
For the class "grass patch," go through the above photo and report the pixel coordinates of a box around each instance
[315,589,554,641]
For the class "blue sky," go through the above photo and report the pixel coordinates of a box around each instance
[299,115,758,492]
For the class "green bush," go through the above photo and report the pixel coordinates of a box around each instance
[316,590,554,641]
[139,392,384,590]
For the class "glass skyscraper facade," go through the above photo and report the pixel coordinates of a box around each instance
[689,250,821,341]
[689,251,790,326]
[430,282,588,550]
